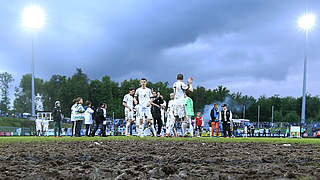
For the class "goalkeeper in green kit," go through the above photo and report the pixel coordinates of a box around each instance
[182,91,194,137]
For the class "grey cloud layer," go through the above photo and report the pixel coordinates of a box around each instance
[0,0,320,97]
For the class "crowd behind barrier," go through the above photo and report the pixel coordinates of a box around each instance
[0,126,31,136]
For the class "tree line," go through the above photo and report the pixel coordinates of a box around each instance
[1,69,320,123]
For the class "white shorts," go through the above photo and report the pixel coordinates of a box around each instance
[125,108,134,121]
[36,120,42,131]
[167,111,175,122]
[43,121,49,131]
[174,104,186,118]
[137,105,152,120]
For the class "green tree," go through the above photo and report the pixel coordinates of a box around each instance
[214,85,230,102]
[12,69,320,122]
[99,75,120,117]
[273,111,283,122]
[283,111,299,123]
[89,79,104,107]
[13,74,44,113]
[69,68,89,100]
[42,75,67,111]
[13,87,28,113]
[0,72,14,111]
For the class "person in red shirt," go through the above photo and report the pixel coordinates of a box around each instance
[195,112,203,137]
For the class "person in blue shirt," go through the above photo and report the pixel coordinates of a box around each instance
[210,103,219,137]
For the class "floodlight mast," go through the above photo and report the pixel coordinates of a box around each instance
[22,5,45,117]
[298,13,315,125]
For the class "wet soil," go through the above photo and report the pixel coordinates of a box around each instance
[0,139,320,179]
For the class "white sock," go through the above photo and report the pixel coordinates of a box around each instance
[189,123,194,137]
[140,123,144,136]
[126,122,130,135]
[182,122,187,136]
[150,120,156,136]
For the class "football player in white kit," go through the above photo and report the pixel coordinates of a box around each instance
[165,93,177,137]
[134,78,156,137]
[42,116,49,136]
[173,74,193,136]
[161,99,166,135]
[123,88,135,136]
[35,114,43,136]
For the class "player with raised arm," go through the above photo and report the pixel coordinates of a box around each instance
[173,74,193,137]
[134,78,156,137]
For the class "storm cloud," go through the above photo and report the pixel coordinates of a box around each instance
[1,0,320,98]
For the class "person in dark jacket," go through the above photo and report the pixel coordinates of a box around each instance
[101,104,108,137]
[90,103,107,137]
[250,124,255,137]
[151,91,164,136]
[52,101,63,137]
[219,104,233,138]
[210,103,219,137]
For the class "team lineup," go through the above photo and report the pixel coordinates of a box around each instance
[122,74,234,138]
[38,73,234,138]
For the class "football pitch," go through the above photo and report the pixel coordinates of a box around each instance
[0,136,319,179]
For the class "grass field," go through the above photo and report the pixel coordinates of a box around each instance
[1,136,320,145]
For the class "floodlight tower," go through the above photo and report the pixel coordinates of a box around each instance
[298,13,315,124]
[22,5,45,116]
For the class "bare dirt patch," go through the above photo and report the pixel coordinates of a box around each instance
[0,139,319,179]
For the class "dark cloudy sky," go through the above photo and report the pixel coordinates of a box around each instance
[1,0,320,98]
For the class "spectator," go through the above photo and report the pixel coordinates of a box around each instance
[195,112,203,137]
[52,100,63,137]
[73,97,85,137]
[90,103,107,137]
[219,104,232,138]
[84,101,94,137]
[250,124,255,137]
[210,103,219,137]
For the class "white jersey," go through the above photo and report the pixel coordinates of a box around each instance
[43,120,49,131]
[167,100,175,113]
[135,87,152,107]
[84,107,94,125]
[173,81,188,105]
[70,104,77,122]
[161,100,166,119]
[123,94,134,109]
[35,118,43,132]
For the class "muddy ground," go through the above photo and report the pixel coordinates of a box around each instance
[0,139,320,180]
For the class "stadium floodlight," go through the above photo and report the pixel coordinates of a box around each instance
[298,13,316,125]
[22,5,45,29]
[22,5,45,117]
[298,14,315,30]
